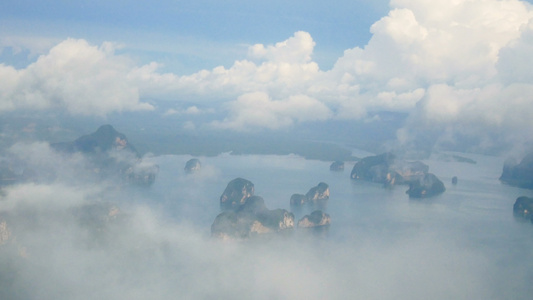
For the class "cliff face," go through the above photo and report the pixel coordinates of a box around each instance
[290,194,306,206]
[53,124,138,156]
[350,152,428,186]
[350,152,395,182]
[212,178,295,240]
[297,210,331,228]
[500,153,533,189]
[290,182,330,209]
[219,178,255,211]
[350,152,446,198]
[305,182,330,207]
[329,161,344,171]
[406,173,445,198]
[513,196,533,222]
[211,202,295,240]
[51,125,158,186]
[184,159,201,173]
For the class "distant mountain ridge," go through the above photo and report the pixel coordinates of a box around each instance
[51,124,156,186]
[52,124,138,156]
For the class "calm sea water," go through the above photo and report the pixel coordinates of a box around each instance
[131,152,533,299]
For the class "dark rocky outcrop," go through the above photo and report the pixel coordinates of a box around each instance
[297,210,331,228]
[290,182,330,210]
[305,182,330,207]
[350,152,428,186]
[351,152,395,182]
[255,209,295,232]
[212,178,295,240]
[330,161,344,171]
[500,153,533,189]
[289,194,307,206]
[513,196,533,222]
[211,210,256,240]
[184,158,201,173]
[219,178,255,211]
[406,173,445,198]
[211,195,294,240]
[51,125,158,186]
[52,124,138,156]
[238,195,268,214]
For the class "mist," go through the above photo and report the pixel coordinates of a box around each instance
[3,0,533,298]
[1,143,533,300]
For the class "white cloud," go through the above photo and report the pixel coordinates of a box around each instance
[329,0,533,151]
[334,0,533,88]
[248,31,316,64]
[128,31,321,101]
[163,105,214,116]
[497,19,533,84]
[212,92,332,130]
[2,0,533,148]
[0,38,153,115]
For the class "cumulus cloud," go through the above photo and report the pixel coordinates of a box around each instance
[2,0,533,148]
[128,31,321,100]
[334,0,533,152]
[212,92,332,130]
[248,31,316,64]
[497,19,533,84]
[0,38,153,115]
[163,105,214,117]
[333,0,532,89]
[140,0,533,140]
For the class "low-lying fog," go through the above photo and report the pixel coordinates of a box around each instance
[1,143,533,299]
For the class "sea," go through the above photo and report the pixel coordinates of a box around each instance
[125,150,533,300]
[4,149,533,300]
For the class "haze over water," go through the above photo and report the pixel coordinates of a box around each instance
[128,151,533,299]
[1,145,533,299]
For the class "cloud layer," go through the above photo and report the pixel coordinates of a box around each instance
[2,0,533,150]
[129,0,533,149]
[0,39,153,115]
[1,149,532,300]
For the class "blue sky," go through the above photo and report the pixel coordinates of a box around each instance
[0,0,389,72]
[2,0,533,153]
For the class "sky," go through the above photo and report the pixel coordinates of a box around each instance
[3,2,533,298]
[1,0,533,154]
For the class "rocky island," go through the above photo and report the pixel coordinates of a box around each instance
[297,210,331,228]
[406,173,446,198]
[351,152,445,198]
[184,158,201,173]
[513,196,533,223]
[350,152,429,185]
[500,152,533,189]
[52,125,158,186]
[290,182,330,210]
[330,161,344,171]
[219,177,255,211]
[212,178,295,240]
